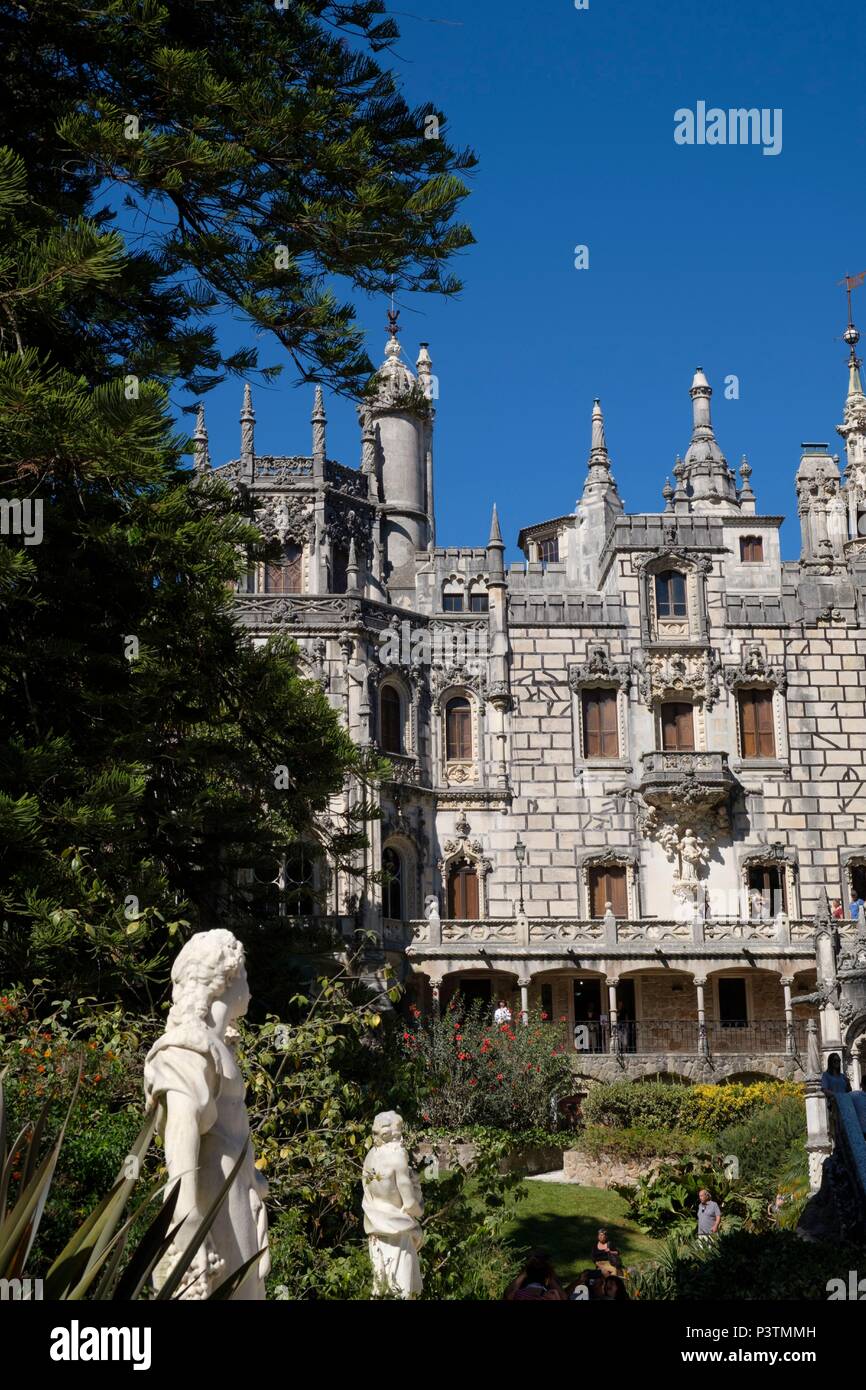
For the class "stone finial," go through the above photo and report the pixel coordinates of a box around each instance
[193,403,211,474]
[311,385,327,463]
[806,1019,822,1080]
[346,536,360,594]
[815,886,832,925]
[240,383,255,462]
[662,477,674,512]
[487,502,504,547]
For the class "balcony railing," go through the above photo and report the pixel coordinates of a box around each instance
[407,916,842,947]
[639,749,736,810]
[571,1017,808,1056]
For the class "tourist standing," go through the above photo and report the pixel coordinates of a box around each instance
[831,897,844,921]
[820,1053,851,1097]
[849,890,865,921]
[697,1189,722,1241]
[493,998,512,1026]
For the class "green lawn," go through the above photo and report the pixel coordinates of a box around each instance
[503,1181,662,1283]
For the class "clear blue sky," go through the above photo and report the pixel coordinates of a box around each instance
[187,0,866,562]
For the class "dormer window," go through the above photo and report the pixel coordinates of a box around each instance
[740,536,764,562]
[540,536,559,564]
[655,570,687,618]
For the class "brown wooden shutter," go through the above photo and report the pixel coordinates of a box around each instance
[662,702,694,751]
[739,689,775,758]
[446,699,472,759]
[589,866,627,917]
[582,689,618,758]
[739,690,757,757]
[449,864,479,919]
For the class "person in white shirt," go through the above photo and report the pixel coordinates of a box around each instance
[493,999,512,1026]
[852,1080,866,1135]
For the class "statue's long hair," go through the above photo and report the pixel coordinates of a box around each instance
[165,929,246,1030]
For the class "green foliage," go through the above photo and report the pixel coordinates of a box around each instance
[631,1228,866,1301]
[582,1079,804,1135]
[0,0,475,396]
[401,998,574,1133]
[577,1125,711,1163]
[613,1153,765,1237]
[716,1097,806,1192]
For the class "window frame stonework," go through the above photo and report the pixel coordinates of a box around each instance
[439,688,480,787]
[738,848,798,920]
[578,850,639,919]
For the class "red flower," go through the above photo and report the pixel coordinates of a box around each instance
[497,1073,504,1081]
[469,1079,477,1087]
[402,1031,411,1040]
[541,1012,549,1020]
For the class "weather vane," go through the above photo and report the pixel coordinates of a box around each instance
[839,271,865,350]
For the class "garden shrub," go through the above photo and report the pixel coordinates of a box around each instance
[578,1125,710,1162]
[716,1096,806,1192]
[632,1228,866,1301]
[582,1079,804,1135]
[401,997,574,1132]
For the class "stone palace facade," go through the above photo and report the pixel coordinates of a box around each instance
[198,309,866,1083]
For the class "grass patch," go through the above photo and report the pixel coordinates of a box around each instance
[503,1181,662,1283]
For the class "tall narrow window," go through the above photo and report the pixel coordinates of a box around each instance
[739,536,764,562]
[448,861,479,919]
[588,865,628,918]
[661,701,695,751]
[738,688,776,758]
[718,978,748,1028]
[382,846,403,920]
[655,570,687,617]
[748,865,786,917]
[331,546,348,594]
[380,686,403,754]
[264,542,302,594]
[581,688,619,758]
[445,697,472,760]
[540,537,559,564]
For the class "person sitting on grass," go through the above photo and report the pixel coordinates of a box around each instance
[591,1227,623,1271]
[503,1249,567,1301]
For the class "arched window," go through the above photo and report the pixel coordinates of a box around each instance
[380,685,403,754]
[284,843,315,915]
[448,860,479,919]
[264,542,302,594]
[445,696,472,760]
[540,536,559,564]
[382,846,403,920]
[655,570,687,618]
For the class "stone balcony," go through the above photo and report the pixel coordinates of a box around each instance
[638,749,736,811]
[404,914,824,952]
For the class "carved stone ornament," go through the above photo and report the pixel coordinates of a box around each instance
[723,642,787,693]
[633,549,713,576]
[635,647,721,709]
[568,645,631,692]
[322,500,374,557]
[255,492,315,546]
[431,661,488,713]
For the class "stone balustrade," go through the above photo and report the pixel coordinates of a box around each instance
[406,915,839,948]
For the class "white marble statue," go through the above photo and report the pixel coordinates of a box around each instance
[361,1111,424,1299]
[143,929,270,1300]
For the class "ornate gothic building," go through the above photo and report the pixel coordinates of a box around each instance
[199,310,866,1084]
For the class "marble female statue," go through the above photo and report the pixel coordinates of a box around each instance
[143,929,270,1299]
[361,1111,424,1299]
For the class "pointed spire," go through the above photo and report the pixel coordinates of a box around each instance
[662,478,674,512]
[311,385,327,463]
[193,403,211,474]
[682,368,738,509]
[416,342,433,401]
[837,288,866,479]
[488,502,504,547]
[240,383,255,461]
[346,536,360,595]
[738,455,756,513]
[582,399,618,496]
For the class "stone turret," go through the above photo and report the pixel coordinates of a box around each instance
[836,311,866,545]
[680,368,739,512]
[239,384,255,483]
[193,403,211,475]
[364,309,434,595]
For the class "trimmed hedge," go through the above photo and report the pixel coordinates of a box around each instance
[582,1080,803,1134]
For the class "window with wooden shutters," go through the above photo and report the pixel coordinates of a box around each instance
[264,542,302,593]
[738,688,775,758]
[445,697,472,760]
[739,536,764,562]
[380,686,402,754]
[661,701,695,751]
[448,862,479,919]
[588,865,628,918]
[581,687,619,758]
[655,570,687,617]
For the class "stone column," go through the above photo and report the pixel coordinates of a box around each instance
[782,976,795,1054]
[695,976,709,1057]
[519,976,530,1025]
[804,1020,831,1192]
[607,981,618,1054]
[815,924,842,1063]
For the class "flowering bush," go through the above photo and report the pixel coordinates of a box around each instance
[583,1079,804,1135]
[400,997,574,1132]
